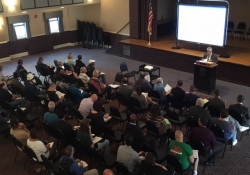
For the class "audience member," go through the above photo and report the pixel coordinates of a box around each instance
[0,65,7,81]
[135,72,152,92]
[37,57,55,76]
[153,77,167,101]
[103,169,114,175]
[140,152,174,175]
[87,101,108,136]
[75,55,86,68]
[125,114,155,151]
[208,89,225,111]
[56,61,78,82]
[16,59,28,80]
[60,145,99,175]
[146,105,170,135]
[117,134,144,173]
[228,95,250,127]
[89,70,112,101]
[87,59,95,77]
[27,129,56,162]
[66,79,85,104]
[10,72,24,90]
[78,94,98,117]
[169,80,185,109]
[131,85,155,109]
[77,118,110,155]
[10,118,29,145]
[47,83,75,117]
[43,101,59,128]
[0,81,25,108]
[184,85,200,106]
[188,98,211,121]
[55,75,67,93]
[169,130,199,175]
[79,67,90,90]
[190,115,224,162]
[57,114,76,144]
[117,78,133,101]
[65,53,76,72]
[211,109,238,145]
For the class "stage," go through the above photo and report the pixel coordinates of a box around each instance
[106,35,250,86]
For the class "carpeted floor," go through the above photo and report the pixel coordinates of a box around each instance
[0,45,250,175]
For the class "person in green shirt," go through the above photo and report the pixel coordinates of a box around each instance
[169,130,199,175]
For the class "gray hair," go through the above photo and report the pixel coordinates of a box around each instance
[156,77,163,84]
[48,101,55,111]
[196,98,204,107]
[207,47,212,51]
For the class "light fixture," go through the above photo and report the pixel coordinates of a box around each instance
[88,0,93,3]
[4,0,16,12]
[60,6,64,8]
[22,11,27,13]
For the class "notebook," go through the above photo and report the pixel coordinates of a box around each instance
[164,84,172,92]
[142,92,148,98]
[109,84,120,89]
[49,142,54,148]
[204,99,209,104]
[56,91,65,98]
[144,65,153,70]
[104,116,112,122]
[92,136,102,144]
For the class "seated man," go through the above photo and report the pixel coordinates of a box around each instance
[153,77,168,101]
[78,67,90,90]
[208,89,225,111]
[60,145,99,175]
[56,61,78,83]
[125,114,155,151]
[168,80,185,109]
[78,94,98,117]
[117,134,144,173]
[57,115,76,144]
[184,85,200,107]
[228,95,250,127]
[75,55,86,69]
[211,109,238,145]
[117,78,133,101]
[169,130,199,175]
[0,81,25,108]
[190,115,224,162]
[135,72,152,92]
[188,98,211,121]
[66,79,85,104]
[16,59,28,80]
[10,118,30,145]
[10,72,24,90]
[44,101,59,128]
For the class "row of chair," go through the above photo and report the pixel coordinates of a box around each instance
[227,21,250,40]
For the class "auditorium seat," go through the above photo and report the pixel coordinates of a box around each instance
[233,22,246,41]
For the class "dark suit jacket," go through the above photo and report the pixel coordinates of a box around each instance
[118,85,133,101]
[57,120,76,143]
[188,106,212,121]
[228,104,250,127]
[208,98,225,111]
[125,123,146,150]
[203,53,218,64]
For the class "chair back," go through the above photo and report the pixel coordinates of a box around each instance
[92,149,106,165]
[59,166,69,175]
[186,117,199,131]
[110,106,121,118]
[185,99,195,110]
[146,121,159,136]
[63,63,71,71]
[227,21,234,30]
[97,27,104,42]
[57,129,68,146]
[131,97,141,109]
[103,126,115,139]
[189,137,206,157]
[120,62,129,73]
[115,161,130,175]
[42,121,59,139]
[10,134,25,152]
[148,89,161,102]
[166,154,185,174]
[166,129,175,143]
[24,145,40,162]
[166,109,179,122]
[72,138,91,157]
[74,110,83,122]
[207,105,220,118]
[114,72,124,84]
[210,124,224,139]
[41,155,56,173]
[228,109,243,125]
[237,22,246,30]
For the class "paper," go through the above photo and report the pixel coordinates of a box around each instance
[145,74,150,82]
[142,92,148,98]
[199,60,213,64]
[49,142,54,148]
[204,99,209,104]
[104,116,112,122]
[20,107,26,111]
[139,156,145,160]
[109,84,120,89]
[100,72,105,75]
[92,136,102,144]
[15,97,22,100]
[56,91,65,98]
[192,149,198,158]
[144,65,153,70]
[78,161,88,168]
[164,84,172,92]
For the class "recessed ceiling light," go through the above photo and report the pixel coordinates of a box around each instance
[60,7,64,8]
[22,11,27,13]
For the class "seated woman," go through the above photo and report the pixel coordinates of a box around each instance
[77,118,110,155]
[131,85,155,110]
[27,129,56,162]
[140,152,174,175]
[65,53,76,72]
[47,83,75,117]
[78,67,90,90]
[87,101,109,136]
[89,70,112,101]
[56,61,78,83]
[37,57,55,76]
[146,105,171,135]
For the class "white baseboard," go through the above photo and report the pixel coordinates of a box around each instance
[53,42,79,49]
[0,57,10,63]
[9,52,29,59]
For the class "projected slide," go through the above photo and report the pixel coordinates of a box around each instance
[177,4,227,46]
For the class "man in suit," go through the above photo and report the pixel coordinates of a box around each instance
[117,78,133,101]
[209,89,225,111]
[188,98,212,121]
[228,95,250,127]
[202,47,218,64]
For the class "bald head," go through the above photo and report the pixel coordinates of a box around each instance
[175,130,183,142]
[103,169,114,175]
[91,94,98,102]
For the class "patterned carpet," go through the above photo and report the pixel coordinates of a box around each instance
[0,46,250,175]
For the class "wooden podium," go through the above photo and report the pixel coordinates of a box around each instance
[193,61,218,94]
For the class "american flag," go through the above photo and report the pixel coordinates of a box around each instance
[147,2,153,36]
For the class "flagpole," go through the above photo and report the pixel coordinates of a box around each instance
[147,34,151,46]
[147,0,152,46]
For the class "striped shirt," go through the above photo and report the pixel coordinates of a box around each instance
[146,115,169,135]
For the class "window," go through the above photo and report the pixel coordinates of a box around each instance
[49,18,59,33]
[13,22,28,39]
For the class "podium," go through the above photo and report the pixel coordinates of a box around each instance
[193,61,218,94]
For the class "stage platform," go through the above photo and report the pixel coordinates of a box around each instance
[106,35,250,86]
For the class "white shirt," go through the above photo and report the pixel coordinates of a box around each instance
[27,139,49,162]
[78,98,93,117]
